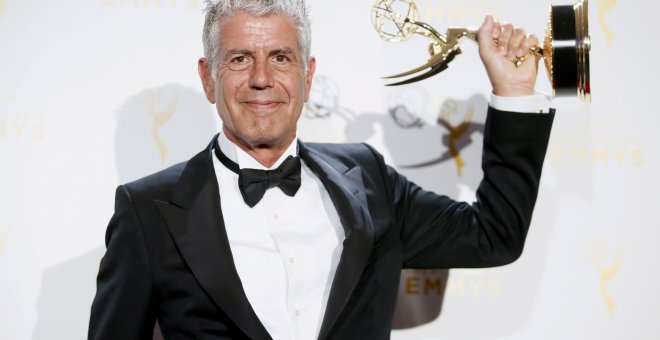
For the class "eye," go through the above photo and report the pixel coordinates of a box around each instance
[273,54,289,63]
[226,55,252,71]
[232,55,248,64]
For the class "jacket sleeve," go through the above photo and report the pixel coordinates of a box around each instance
[88,185,157,340]
[382,107,555,268]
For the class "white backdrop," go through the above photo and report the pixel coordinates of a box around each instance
[1,0,659,339]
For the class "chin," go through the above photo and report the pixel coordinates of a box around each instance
[240,130,282,147]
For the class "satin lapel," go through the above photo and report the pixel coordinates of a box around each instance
[299,142,375,340]
[154,140,272,340]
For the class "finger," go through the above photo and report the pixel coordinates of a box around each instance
[478,15,498,52]
[498,23,514,56]
[522,33,540,56]
[491,17,501,40]
[508,27,526,60]
[518,34,542,70]
[492,21,501,43]
[517,34,540,66]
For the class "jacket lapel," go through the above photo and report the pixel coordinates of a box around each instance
[299,142,375,340]
[154,139,272,340]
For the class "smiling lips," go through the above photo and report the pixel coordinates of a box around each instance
[242,99,285,112]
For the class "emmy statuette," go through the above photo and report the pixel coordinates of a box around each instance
[371,0,591,102]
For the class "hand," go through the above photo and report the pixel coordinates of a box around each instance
[478,15,541,97]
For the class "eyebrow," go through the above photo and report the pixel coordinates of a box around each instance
[223,49,252,60]
[271,48,296,56]
[223,48,298,60]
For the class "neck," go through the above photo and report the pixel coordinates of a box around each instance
[224,128,295,168]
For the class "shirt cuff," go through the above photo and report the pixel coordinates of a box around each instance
[490,91,552,114]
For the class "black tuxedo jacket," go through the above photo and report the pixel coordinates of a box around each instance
[89,108,554,340]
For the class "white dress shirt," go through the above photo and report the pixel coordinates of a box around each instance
[209,93,549,340]
[492,92,552,113]
[212,130,345,340]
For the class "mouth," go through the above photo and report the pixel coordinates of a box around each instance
[243,100,283,111]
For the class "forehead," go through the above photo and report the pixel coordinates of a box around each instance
[218,12,300,52]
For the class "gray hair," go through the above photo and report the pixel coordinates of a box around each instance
[202,0,312,78]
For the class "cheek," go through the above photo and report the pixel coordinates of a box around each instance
[215,91,241,130]
[216,82,243,114]
[217,72,247,100]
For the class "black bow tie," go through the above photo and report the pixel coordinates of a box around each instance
[214,139,301,208]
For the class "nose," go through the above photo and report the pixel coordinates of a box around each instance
[248,59,273,90]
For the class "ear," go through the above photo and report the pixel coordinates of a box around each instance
[198,58,216,104]
[303,56,316,102]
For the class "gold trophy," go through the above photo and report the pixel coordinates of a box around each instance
[371,0,591,102]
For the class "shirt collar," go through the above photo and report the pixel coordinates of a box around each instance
[217,129,299,171]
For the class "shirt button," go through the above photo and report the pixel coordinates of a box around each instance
[295,309,301,316]
[273,213,279,220]
[288,257,295,264]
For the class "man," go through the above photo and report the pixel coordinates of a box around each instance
[89,0,554,339]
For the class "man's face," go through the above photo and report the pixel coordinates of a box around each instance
[199,12,315,150]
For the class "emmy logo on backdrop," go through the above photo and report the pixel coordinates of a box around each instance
[437,103,474,177]
[304,75,341,119]
[597,0,618,47]
[583,238,623,318]
[372,0,592,101]
[141,90,179,165]
[388,104,425,129]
